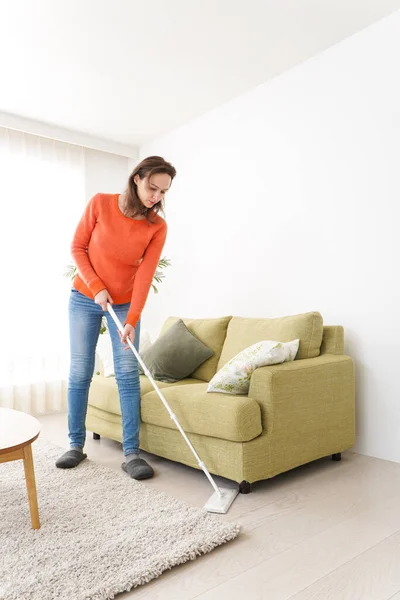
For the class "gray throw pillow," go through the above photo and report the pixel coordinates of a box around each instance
[138,319,214,383]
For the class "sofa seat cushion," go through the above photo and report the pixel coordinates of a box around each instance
[88,375,204,416]
[141,383,262,442]
[218,312,323,369]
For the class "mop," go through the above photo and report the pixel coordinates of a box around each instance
[107,303,239,514]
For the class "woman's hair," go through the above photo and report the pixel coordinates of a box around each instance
[124,156,177,222]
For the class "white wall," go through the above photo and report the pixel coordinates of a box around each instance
[140,11,400,463]
[84,148,134,200]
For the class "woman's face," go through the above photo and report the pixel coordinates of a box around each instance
[135,173,171,209]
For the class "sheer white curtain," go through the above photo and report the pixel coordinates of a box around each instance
[0,128,85,414]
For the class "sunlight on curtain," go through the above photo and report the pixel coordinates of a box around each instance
[0,127,85,413]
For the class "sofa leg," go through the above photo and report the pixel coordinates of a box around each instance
[332,452,341,462]
[239,480,252,494]
[93,433,100,440]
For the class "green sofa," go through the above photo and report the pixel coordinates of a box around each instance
[86,311,355,493]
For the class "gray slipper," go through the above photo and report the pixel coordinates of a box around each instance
[55,449,87,469]
[122,458,154,480]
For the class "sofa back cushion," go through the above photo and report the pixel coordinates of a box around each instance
[320,326,344,355]
[218,311,323,369]
[160,316,232,381]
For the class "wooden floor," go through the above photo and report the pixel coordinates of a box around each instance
[37,413,400,600]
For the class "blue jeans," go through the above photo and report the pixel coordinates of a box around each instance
[68,289,141,456]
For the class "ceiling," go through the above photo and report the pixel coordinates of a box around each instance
[0,0,399,148]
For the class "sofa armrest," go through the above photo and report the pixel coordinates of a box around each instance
[248,355,355,470]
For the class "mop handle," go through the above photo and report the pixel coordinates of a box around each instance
[106,303,222,498]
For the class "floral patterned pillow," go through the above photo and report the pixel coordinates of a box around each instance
[207,339,300,395]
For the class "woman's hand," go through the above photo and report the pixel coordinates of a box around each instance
[119,324,135,349]
[94,289,114,311]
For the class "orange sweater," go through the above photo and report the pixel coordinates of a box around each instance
[71,193,167,328]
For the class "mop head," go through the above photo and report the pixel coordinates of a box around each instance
[204,487,239,514]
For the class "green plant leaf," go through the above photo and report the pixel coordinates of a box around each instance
[64,263,77,279]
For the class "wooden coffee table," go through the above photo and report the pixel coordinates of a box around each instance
[0,408,41,529]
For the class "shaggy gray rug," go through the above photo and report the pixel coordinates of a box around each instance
[0,439,240,600]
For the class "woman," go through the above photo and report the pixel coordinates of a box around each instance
[56,156,176,479]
